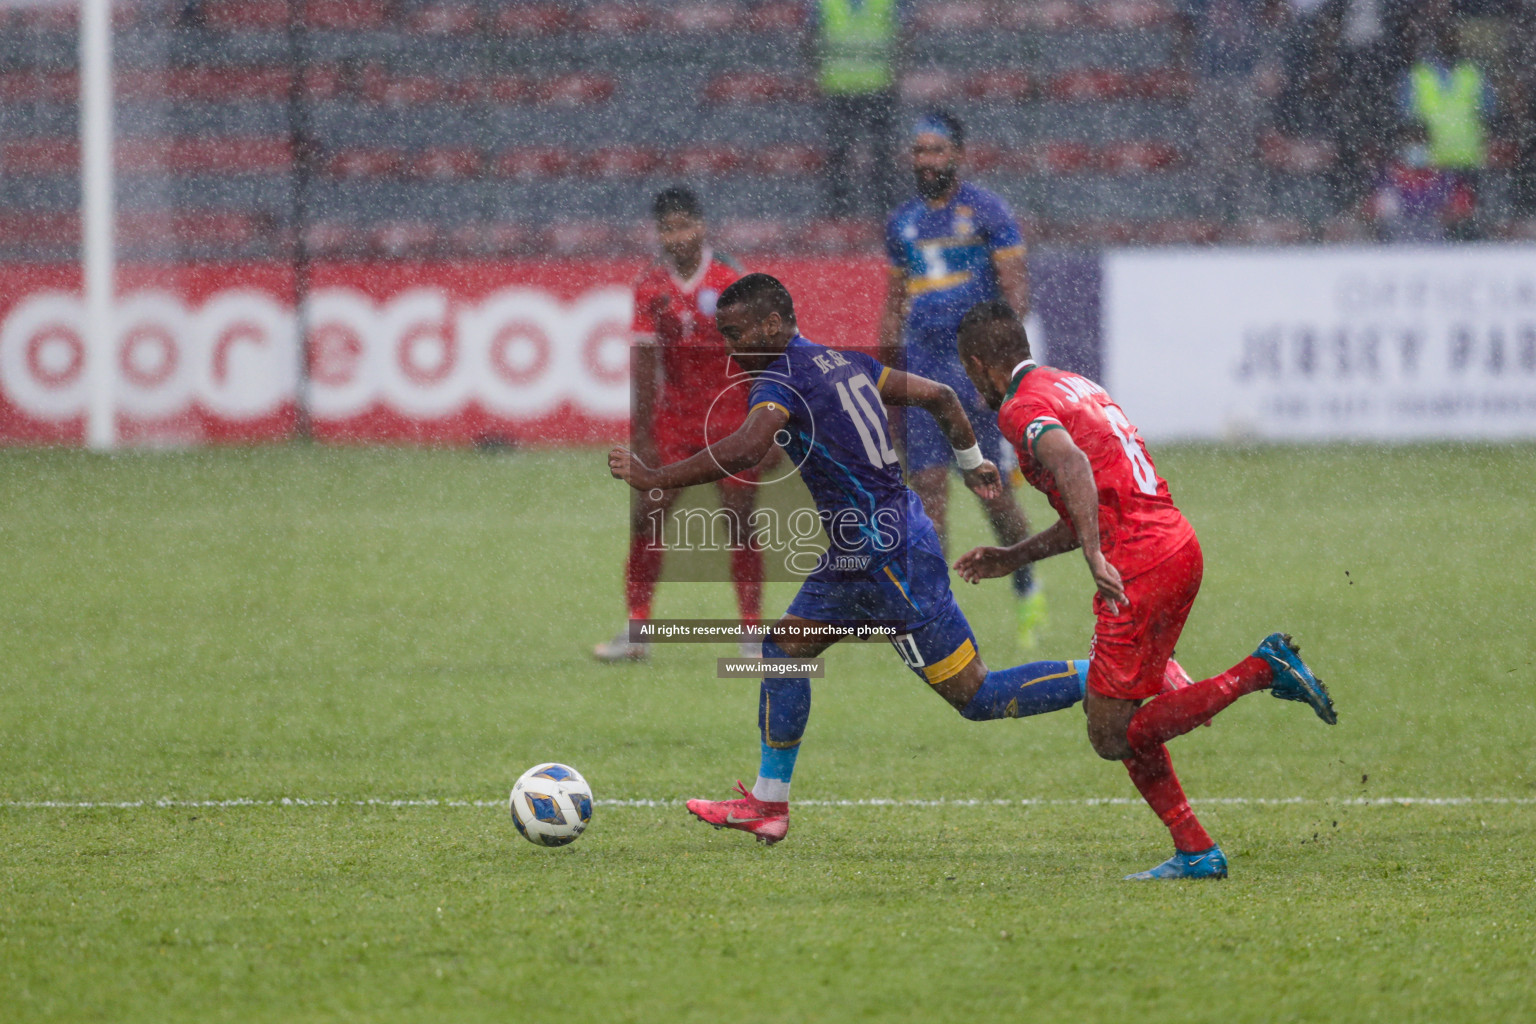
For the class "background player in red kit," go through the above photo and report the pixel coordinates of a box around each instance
[594,187,765,662]
[952,301,1337,879]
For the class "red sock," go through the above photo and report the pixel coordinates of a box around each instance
[731,545,763,625]
[1126,657,1271,750]
[1124,744,1214,853]
[625,536,663,622]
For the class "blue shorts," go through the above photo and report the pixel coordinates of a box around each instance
[785,517,980,688]
[900,342,1007,474]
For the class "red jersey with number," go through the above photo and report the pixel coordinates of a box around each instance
[631,249,745,434]
[997,362,1195,579]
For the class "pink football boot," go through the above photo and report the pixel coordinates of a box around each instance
[685,781,789,845]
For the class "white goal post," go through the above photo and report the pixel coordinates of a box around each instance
[80,0,116,449]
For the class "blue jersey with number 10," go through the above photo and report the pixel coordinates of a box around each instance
[748,335,927,572]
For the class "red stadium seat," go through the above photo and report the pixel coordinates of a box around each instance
[1137,219,1221,245]
[913,1,993,32]
[962,142,1005,173]
[668,3,740,32]
[1049,69,1131,102]
[408,147,484,179]
[797,219,882,253]
[477,75,536,103]
[544,221,617,257]
[900,69,960,104]
[1060,220,1139,245]
[1000,0,1087,31]
[0,71,78,104]
[1258,131,1336,173]
[1499,218,1536,242]
[1488,139,1519,169]
[1098,140,1182,174]
[491,147,574,178]
[1130,69,1196,101]
[535,74,616,105]
[119,211,261,248]
[409,2,479,34]
[11,4,78,29]
[305,0,394,31]
[745,1,804,33]
[303,220,367,256]
[752,144,825,175]
[1227,217,1308,244]
[2,139,77,174]
[302,64,347,100]
[702,72,811,104]
[448,221,528,255]
[154,68,292,103]
[372,221,441,258]
[494,3,570,35]
[965,70,1033,102]
[115,137,293,173]
[578,147,661,178]
[327,147,406,178]
[0,213,79,247]
[577,3,651,33]
[669,146,744,176]
[1039,141,1097,175]
[974,145,1043,174]
[1091,0,1177,30]
[201,0,289,30]
[375,74,447,106]
[613,221,655,255]
[716,219,790,254]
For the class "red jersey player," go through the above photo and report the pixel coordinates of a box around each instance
[594,187,765,662]
[952,301,1336,880]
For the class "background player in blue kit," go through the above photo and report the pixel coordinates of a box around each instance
[878,111,1047,648]
[607,273,1090,845]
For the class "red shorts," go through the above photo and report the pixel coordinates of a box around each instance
[651,416,758,485]
[1086,536,1203,701]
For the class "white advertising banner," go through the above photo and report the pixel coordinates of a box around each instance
[1103,246,1536,440]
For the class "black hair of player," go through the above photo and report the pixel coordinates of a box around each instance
[957,300,1030,361]
[653,186,703,222]
[718,273,796,326]
[924,109,966,150]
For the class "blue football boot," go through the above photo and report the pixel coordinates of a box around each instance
[1254,632,1337,724]
[1125,845,1229,881]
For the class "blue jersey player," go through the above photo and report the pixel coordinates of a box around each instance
[607,273,1090,846]
[878,111,1047,648]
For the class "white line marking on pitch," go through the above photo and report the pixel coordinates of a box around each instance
[2,796,1533,810]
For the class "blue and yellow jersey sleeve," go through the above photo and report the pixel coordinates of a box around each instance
[748,376,796,421]
[973,187,1026,258]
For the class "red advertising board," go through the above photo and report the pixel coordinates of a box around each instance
[0,257,889,445]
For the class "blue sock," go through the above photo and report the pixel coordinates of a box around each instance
[754,638,809,803]
[959,659,1088,721]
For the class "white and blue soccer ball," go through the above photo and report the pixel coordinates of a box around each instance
[509,763,593,847]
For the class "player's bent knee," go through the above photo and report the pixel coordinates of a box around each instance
[1085,694,1137,760]
[1089,731,1134,761]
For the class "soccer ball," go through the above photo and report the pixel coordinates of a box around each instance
[509,763,593,847]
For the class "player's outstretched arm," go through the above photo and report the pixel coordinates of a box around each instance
[954,518,1079,583]
[878,368,1001,499]
[1031,428,1127,611]
[608,403,788,492]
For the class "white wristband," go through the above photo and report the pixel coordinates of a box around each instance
[953,444,984,471]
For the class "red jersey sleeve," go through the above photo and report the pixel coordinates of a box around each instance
[631,272,659,341]
[1000,391,1065,459]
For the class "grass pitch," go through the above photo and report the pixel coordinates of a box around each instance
[2,444,1534,1023]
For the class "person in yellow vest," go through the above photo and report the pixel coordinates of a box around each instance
[814,0,906,218]
[1398,30,1495,174]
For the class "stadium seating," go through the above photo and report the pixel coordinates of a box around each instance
[0,0,1527,261]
